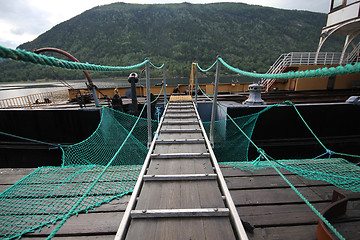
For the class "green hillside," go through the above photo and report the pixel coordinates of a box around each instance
[0,2,344,82]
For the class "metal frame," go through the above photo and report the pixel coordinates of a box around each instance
[162,121,199,125]
[192,101,249,240]
[165,114,197,118]
[143,173,217,181]
[145,60,152,148]
[131,208,229,219]
[166,110,195,114]
[210,59,221,147]
[156,139,205,144]
[163,64,167,106]
[160,129,202,133]
[168,103,194,106]
[150,153,210,159]
[168,105,193,109]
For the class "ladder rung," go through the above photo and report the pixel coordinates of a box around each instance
[143,173,217,181]
[156,139,205,144]
[166,110,194,114]
[163,121,198,125]
[168,102,193,105]
[160,129,202,133]
[131,208,229,219]
[167,105,193,108]
[166,114,196,118]
[151,153,210,159]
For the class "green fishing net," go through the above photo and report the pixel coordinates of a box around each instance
[203,113,259,162]
[222,158,360,192]
[203,102,360,193]
[0,106,157,239]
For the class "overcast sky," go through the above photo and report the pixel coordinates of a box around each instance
[0,0,331,49]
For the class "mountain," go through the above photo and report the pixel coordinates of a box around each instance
[0,2,344,82]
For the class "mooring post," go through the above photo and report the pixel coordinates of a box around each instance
[163,64,167,106]
[210,57,221,148]
[145,59,152,148]
[194,63,199,106]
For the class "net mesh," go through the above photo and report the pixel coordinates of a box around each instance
[203,113,259,162]
[222,158,360,192]
[0,106,157,239]
[203,102,360,192]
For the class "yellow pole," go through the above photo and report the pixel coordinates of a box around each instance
[189,62,196,96]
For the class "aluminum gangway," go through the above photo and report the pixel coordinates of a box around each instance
[115,95,248,240]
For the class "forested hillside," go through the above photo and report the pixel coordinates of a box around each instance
[0,2,344,82]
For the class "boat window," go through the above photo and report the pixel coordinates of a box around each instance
[331,0,345,9]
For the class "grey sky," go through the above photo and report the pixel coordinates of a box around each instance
[0,0,331,49]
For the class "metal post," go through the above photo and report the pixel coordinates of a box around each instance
[163,64,167,106]
[340,34,353,65]
[209,58,221,148]
[194,63,199,106]
[90,85,100,107]
[145,60,152,148]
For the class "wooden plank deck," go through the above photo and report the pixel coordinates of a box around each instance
[0,96,359,239]
[0,166,359,239]
[222,166,360,240]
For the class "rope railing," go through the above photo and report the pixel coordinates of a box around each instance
[218,57,360,78]
[0,45,163,72]
[2,44,360,79]
[196,60,218,72]
[149,62,165,70]
[195,56,360,78]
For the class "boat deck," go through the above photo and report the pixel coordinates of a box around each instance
[1,166,359,239]
[0,96,359,239]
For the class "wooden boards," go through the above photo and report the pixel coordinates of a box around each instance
[122,99,239,240]
[221,166,360,240]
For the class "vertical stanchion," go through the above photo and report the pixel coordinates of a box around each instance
[91,86,100,107]
[145,59,152,148]
[194,63,199,106]
[210,58,221,147]
[27,96,32,109]
[50,92,55,104]
[163,64,167,106]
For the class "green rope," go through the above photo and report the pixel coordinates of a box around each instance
[200,88,346,240]
[266,159,346,240]
[284,101,328,150]
[285,100,360,160]
[151,84,164,104]
[0,131,60,147]
[218,57,360,79]
[333,151,360,159]
[0,45,162,72]
[47,104,148,239]
[149,62,165,70]
[196,60,218,72]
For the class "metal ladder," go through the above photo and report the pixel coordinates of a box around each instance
[115,97,248,240]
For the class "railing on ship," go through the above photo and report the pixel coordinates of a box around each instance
[345,42,360,64]
[261,52,349,91]
[0,89,69,109]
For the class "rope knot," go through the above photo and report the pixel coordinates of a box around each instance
[326,149,334,156]
[257,148,265,155]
